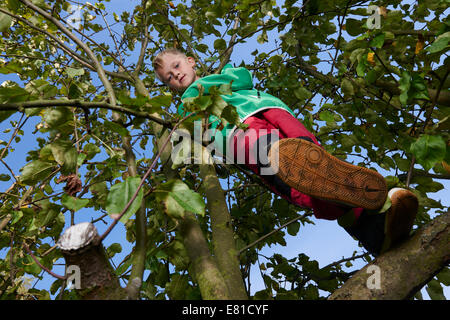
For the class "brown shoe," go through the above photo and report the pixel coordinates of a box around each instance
[267,138,388,210]
[342,188,418,256]
[381,188,418,253]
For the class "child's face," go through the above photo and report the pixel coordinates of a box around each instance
[156,53,199,91]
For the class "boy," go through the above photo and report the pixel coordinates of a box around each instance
[153,48,418,256]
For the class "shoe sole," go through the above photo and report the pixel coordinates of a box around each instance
[268,138,388,210]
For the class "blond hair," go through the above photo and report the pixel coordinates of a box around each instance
[152,48,187,74]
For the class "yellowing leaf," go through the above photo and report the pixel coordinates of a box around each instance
[442,161,450,174]
[367,52,376,66]
[415,34,425,54]
[378,6,387,17]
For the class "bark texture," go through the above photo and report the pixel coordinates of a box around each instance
[200,160,248,300]
[179,212,231,299]
[329,210,450,300]
[58,223,126,300]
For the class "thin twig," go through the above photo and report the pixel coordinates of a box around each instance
[214,16,240,74]
[329,0,350,75]
[23,243,66,280]
[238,211,313,256]
[0,113,28,162]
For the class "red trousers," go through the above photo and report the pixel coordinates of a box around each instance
[231,108,363,221]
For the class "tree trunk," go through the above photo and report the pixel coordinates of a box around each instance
[329,210,450,300]
[199,160,248,299]
[57,222,127,300]
[178,212,231,299]
[133,77,232,300]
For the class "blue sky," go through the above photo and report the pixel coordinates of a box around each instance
[0,0,448,299]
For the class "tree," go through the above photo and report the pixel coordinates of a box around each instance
[0,0,448,300]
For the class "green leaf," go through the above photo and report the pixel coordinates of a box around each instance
[7,0,21,12]
[0,173,10,181]
[0,111,14,122]
[68,83,82,99]
[155,189,186,219]
[50,140,78,173]
[436,268,450,286]
[257,31,268,44]
[148,94,172,108]
[106,177,144,223]
[425,32,450,53]
[165,274,190,300]
[0,86,31,103]
[20,160,55,185]
[61,194,89,212]
[398,71,411,105]
[43,108,71,129]
[154,179,204,219]
[169,189,205,216]
[287,221,300,236]
[319,110,335,123]
[341,78,354,97]
[410,135,447,171]
[356,58,366,77]
[83,143,101,160]
[426,279,445,300]
[409,73,430,101]
[19,256,42,276]
[11,210,23,225]
[35,200,62,227]
[369,33,385,48]
[273,198,290,217]
[66,67,85,78]
[365,69,378,84]
[345,18,364,36]
[220,104,240,127]
[0,13,13,32]
[77,152,87,166]
[294,87,312,101]
[103,120,129,137]
[214,38,226,50]
[106,243,122,258]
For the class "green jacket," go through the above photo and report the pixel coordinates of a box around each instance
[179,64,295,155]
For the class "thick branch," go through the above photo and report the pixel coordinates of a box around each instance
[199,150,248,300]
[329,210,450,300]
[374,80,450,107]
[178,212,231,300]
[57,223,126,299]
[0,99,172,128]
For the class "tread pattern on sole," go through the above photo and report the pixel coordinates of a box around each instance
[268,138,388,210]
